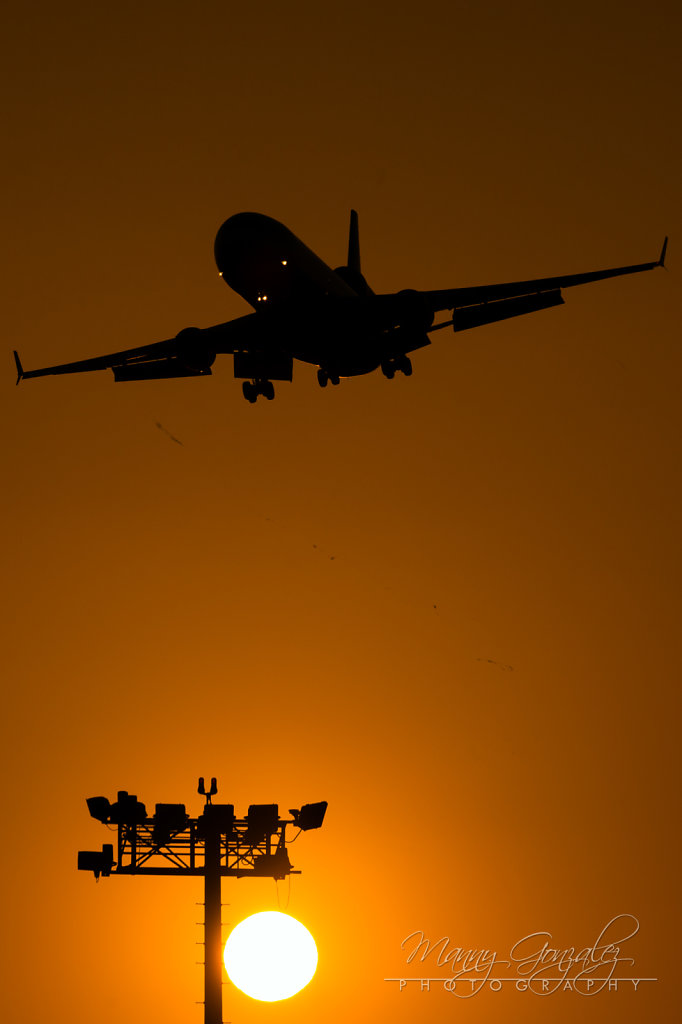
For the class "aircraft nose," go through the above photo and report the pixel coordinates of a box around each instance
[214,212,284,276]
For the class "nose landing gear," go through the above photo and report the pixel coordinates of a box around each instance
[317,369,340,388]
[242,379,275,403]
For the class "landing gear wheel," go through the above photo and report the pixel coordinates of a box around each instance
[242,381,258,403]
[317,369,328,388]
[330,374,340,386]
[382,356,412,378]
[263,380,275,401]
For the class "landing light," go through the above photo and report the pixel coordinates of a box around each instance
[281,260,287,266]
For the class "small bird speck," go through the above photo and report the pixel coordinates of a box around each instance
[155,421,183,446]
[477,658,514,672]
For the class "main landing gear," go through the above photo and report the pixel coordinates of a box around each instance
[242,379,275,403]
[317,369,340,388]
[381,355,412,379]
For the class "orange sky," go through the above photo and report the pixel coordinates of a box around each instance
[2,2,680,1022]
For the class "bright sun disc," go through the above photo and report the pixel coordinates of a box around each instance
[224,911,318,1002]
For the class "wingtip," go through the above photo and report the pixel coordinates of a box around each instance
[659,236,668,268]
[13,350,23,385]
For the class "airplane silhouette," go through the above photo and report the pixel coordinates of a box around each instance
[14,212,667,402]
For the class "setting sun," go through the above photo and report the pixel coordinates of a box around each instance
[224,911,318,1002]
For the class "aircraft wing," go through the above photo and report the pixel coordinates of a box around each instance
[422,237,668,332]
[14,313,260,384]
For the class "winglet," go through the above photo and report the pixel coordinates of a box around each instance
[658,236,668,268]
[13,350,23,385]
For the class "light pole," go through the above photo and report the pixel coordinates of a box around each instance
[78,779,327,1024]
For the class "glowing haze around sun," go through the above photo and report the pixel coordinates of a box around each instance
[223,911,318,1001]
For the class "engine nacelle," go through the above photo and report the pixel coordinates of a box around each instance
[369,290,435,333]
[175,327,216,372]
[394,289,435,332]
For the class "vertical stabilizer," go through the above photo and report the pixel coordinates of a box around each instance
[335,209,372,294]
[348,209,361,274]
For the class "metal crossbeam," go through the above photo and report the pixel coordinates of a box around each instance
[114,818,295,875]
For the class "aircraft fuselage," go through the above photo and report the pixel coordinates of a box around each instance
[213,213,387,377]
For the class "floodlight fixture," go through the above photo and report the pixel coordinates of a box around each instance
[289,800,328,831]
[198,803,235,835]
[77,844,114,879]
[108,791,147,825]
[86,796,111,822]
[152,803,189,845]
[154,803,189,829]
[246,803,279,843]
[251,848,292,879]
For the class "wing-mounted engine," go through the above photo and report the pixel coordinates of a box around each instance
[391,289,435,333]
[356,288,435,382]
[174,327,217,371]
[112,327,216,382]
[367,289,435,335]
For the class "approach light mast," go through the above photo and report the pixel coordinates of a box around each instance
[78,778,327,1024]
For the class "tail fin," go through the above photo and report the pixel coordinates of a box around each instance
[13,350,23,385]
[335,209,373,294]
[348,209,360,274]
